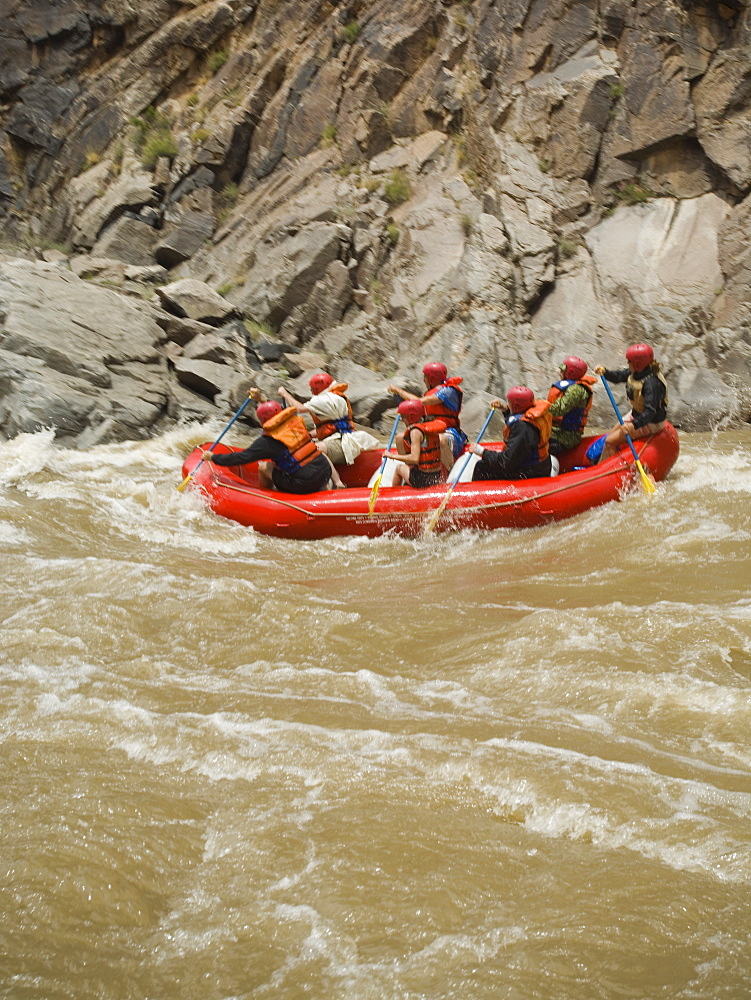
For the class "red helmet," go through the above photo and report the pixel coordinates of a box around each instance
[256,400,283,424]
[397,399,426,425]
[625,343,654,370]
[560,355,588,380]
[422,362,447,387]
[309,372,334,394]
[507,386,535,414]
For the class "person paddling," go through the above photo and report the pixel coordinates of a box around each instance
[384,399,447,488]
[547,356,597,455]
[202,388,339,494]
[470,387,553,480]
[279,372,378,469]
[594,343,668,462]
[388,362,467,471]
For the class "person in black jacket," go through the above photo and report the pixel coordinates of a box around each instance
[594,343,668,462]
[470,387,553,481]
[203,394,334,494]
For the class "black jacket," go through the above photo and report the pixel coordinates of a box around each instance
[211,435,330,487]
[472,420,552,481]
[603,366,667,428]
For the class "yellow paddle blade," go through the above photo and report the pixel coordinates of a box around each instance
[368,474,382,514]
[635,460,657,495]
[176,474,192,493]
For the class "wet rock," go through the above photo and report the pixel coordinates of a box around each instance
[670,368,743,430]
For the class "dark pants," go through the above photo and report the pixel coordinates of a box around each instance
[408,467,443,488]
[271,456,331,494]
[472,453,552,481]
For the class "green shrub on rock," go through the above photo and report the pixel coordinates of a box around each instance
[141,132,178,168]
[383,170,411,206]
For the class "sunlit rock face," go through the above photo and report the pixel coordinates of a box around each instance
[0,0,749,441]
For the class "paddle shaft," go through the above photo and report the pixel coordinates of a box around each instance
[178,395,253,490]
[599,375,643,465]
[368,413,401,512]
[425,408,495,532]
[599,374,656,493]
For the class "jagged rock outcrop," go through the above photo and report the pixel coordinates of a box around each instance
[0,0,750,444]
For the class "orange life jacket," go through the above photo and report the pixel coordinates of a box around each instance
[504,400,552,464]
[263,406,320,473]
[423,377,463,430]
[547,375,597,434]
[311,382,355,440]
[402,419,444,473]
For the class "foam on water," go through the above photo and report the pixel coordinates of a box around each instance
[2,426,751,996]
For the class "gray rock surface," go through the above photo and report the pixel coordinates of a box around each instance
[0,0,749,443]
[0,260,174,444]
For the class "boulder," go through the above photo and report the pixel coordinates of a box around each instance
[157,278,235,324]
[182,328,246,367]
[669,368,743,431]
[154,210,215,268]
[90,215,161,267]
[693,48,751,190]
[172,358,232,400]
[73,169,158,248]
[156,314,216,347]
[330,359,399,425]
[279,349,328,377]
[235,222,347,328]
[69,256,126,284]
[0,259,168,444]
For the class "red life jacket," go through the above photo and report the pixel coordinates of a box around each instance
[263,406,320,472]
[504,400,553,463]
[310,382,355,440]
[547,375,597,434]
[423,377,463,430]
[402,419,444,473]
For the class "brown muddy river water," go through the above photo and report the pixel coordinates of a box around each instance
[1,424,750,999]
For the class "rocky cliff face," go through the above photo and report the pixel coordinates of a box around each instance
[1,0,750,444]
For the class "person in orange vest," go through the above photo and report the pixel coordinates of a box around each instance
[547,355,598,455]
[384,399,447,488]
[388,362,467,471]
[279,372,378,473]
[593,343,669,462]
[202,389,337,493]
[470,386,553,480]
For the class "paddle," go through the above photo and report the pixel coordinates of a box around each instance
[599,375,656,495]
[425,408,495,533]
[368,413,401,513]
[177,395,253,492]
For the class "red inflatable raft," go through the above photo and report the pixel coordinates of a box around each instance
[180,423,680,540]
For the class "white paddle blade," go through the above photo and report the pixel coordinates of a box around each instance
[366,458,399,489]
[446,452,480,484]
